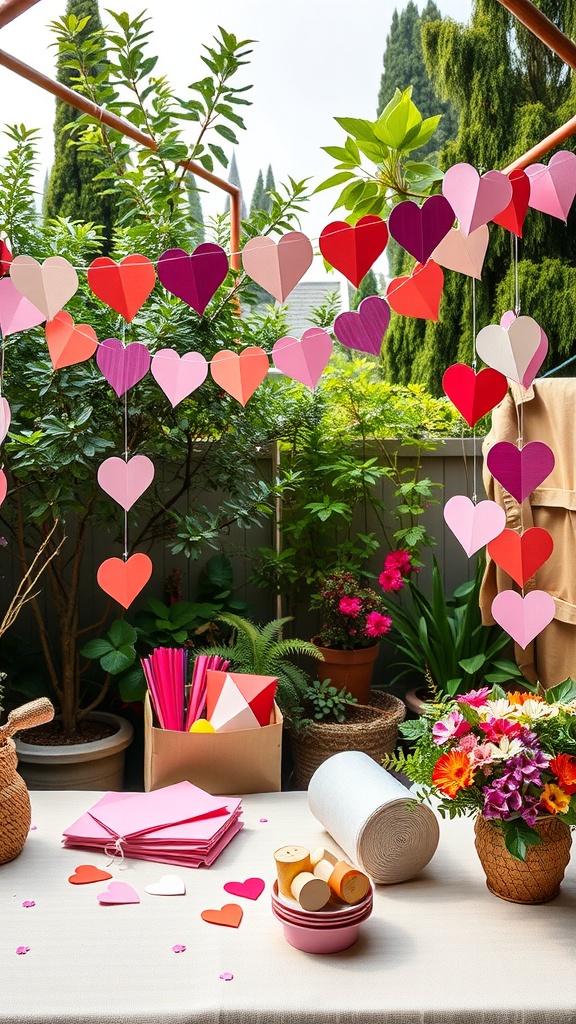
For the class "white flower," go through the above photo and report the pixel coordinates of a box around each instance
[508,699,559,721]
[479,698,513,719]
[487,737,524,760]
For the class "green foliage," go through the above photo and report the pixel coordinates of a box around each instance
[250,169,266,214]
[351,268,380,310]
[302,678,357,725]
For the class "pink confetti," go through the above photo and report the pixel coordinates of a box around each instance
[259,818,268,823]
[172,945,186,954]
[219,972,234,981]
[21,901,35,908]
[16,946,30,955]
[29,826,37,831]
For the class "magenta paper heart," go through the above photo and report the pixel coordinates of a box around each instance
[0,398,11,444]
[388,194,455,264]
[442,164,512,237]
[333,296,391,355]
[498,311,548,388]
[223,877,265,901]
[491,590,555,649]
[151,349,208,407]
[242,232,313,302]
[96,338,151,397]
[443,496,506,557]
[475,316,544,386]
[486,441,555,504]
[157,245,229,316]
[97,881,140,905]
[10,255,78,320]
[0,277,45,335]
[526,150,576,222]
[430,224,489,280]
[272,328,332,390]
[0,469,7,507]
[97,455,155,511]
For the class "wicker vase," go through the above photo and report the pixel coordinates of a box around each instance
[289,690,405,790]
[474,813,572,904]
[0,739,31,865]
[313,641,380,704]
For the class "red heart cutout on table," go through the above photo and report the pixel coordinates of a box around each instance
[211,347,269,406]
[87,254,156,322]
[97,552,153,609]
[386,260,443,320]
[442,364,508,427]
[492,169,530,237]
[69,864,113,885]
[201,903,243,928]
[319,216,388,287]
[223,877,265,901]
[488,528,554,588]
[45,311,98,370]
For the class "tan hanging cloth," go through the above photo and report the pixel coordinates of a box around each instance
[480,377,576,688]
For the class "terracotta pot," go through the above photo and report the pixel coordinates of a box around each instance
[313,640,380,704]
[14,711,133,791]
[474,813,572,904]
[0,739,31,865]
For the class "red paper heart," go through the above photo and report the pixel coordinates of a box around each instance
[201,903,243,928]
[97,553,153,609]
[442,364,508,427]
[45,311,98,370]
[87,254,156,322]
[386,260,444,320]
[223,877,265,901]
[491,169,530,237]
[487,528,554,588]
[68,864,113,885]
[319,216,388,287]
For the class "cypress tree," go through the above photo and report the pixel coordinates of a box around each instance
[264,165,275,213]
[352,269,380,310]
[250,170,266,214]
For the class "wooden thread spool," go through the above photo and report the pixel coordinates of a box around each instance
[311,846,371,905]
[290,871,331,912]
[274,845,312,899]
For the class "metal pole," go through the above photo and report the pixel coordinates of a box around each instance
[496,0,576,69]
[0,0,42,30]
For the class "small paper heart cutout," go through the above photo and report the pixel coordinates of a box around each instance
[201,903,243,928]
[97,881,140,905]
[97,455,155,511]
[319,216,388,287]
[443,496,506,557]
[242,232,313,302]
[10,255,79,320]
[151,349,208,406]
[145,874,186,896]
[88,254,156,322]
[388,194,455,264]
[488,527,554,588]
[525,150,576,222]
[158,244,229,315]
[45,311,98,370]
[442,364,508,427]
[387,260,443,320]
[272,328,332,389]
[69,864,113,885]
[97,552,153,609]
[0,469,8,508]
[333,295,391,355]
[476,316,544,385]
[486,441,555,504]
[96,338,151,397]
[442,164,512,236]
[211,347,269,405]
[491,589,555,649]
[223,878,265,901]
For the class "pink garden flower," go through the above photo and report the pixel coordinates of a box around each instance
[456,687,491,708]
[338,596,362,617]
[364,611,392,638]
[432,711,472,745]
[378,568,404,592]
[479,717,522,743]
[384,550,412,574]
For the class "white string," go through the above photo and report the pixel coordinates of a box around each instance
[104,836,127,868]
[471,277,477,506]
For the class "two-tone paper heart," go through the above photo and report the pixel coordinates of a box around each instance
[498,311,548,388]
[272,329,332,390]
[97,455,155,511]
[443,496,506,557]
[491,589,555,649]
[476,316,546,387]
[69,864,113,885]
[211,347,269,406]
[319,216,388,287]
[486,441,555,504]
[386,260,443,320]
[10,255,78,320]
[488,527,554,588]
[333,296,390,355]
[442,364,508,427]
[525,150,576,222]
[97,552,153,609]
[88,254,156,322]
[158,244,229,316]
[242,232,313,302]
[151,349,208,407]
[442,164,513,236]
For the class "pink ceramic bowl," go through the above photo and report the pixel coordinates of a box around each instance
[271,897,372,928]
[272,905,369,953]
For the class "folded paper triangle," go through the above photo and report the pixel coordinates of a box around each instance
[206,671,277,729]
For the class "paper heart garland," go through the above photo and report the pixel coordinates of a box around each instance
[442,364,508,427]
[145,874,186,896]
[97,882,140,905]
[430,224,489,280]
[333,295,391,355]
[200,903,243,928]
[488,527,554,588]
[223,877,265,901]
[0,239,12,276]
[151,349,208,407]
[476,316,544,386]
[97,552,153,609]
[96,338,151,397]
[498,311,549,388]
[525,150,576,222]
[386,260,443,320]
[0,398,11,445]
[211,347,269,405]
[486,441,555,504]
[10,255,78,320]
[319,215,388,287]
[0,469,7,508]
[271,328,332,390]
[158,244,229,316]
[45,311,98,370]
[491,589,555,649]
[241,232,313,302]
[69,864,113,885]
[97,455,155,511]
[88,254,156,322]
[388,194,455,264]
[443,496,506,557]
[442,164,513,237]
[0,277,45,335]
[491,169,530,237]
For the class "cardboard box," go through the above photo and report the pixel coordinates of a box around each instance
[143,694,283,794]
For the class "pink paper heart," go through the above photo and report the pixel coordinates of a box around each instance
[0,398,11,444]
[242,232,313,302]
[442,164,512,237]
[333,296,391,355]
[491,589,555,649]
[498,311,548,387]
[151,349,208,407]
[97,881,140,905]
[525,150,576,222]
[443,496,506,557]
[0,468,8,507]
[430,224,489,280]
[96,338,151,397]
[157,245,229,316]
[10,255,78,320]
[272,328,332,390]
[475,316,544,385]
[97,455,155,511]
[223,877,265,901]
[0,277,45,335]
[486,441,555,504]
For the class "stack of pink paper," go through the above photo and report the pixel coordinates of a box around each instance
[62,782,243,868]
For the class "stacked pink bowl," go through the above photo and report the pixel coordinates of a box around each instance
[271,880,373,953]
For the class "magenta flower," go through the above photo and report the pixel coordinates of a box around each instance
[385,549,412,572]
[479,717,522,743]
[339,596,362,617]
[379,568,404,592]
[456,687,491,708]
[364,611,392,638]
[432,711,472,745]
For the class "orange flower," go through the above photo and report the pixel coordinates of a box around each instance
[549,753,576,795]
[540,783,571,815]
[432,750,475,798]
[508,691,543,705]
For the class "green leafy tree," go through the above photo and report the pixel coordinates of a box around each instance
[264,164,276,213]
[186,173,205,243]
[352,268,379,309]
[250,169,266,214]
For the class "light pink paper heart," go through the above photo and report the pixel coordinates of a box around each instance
[272,328,332,390]
[223,877,265,901]
[151,349,208,407]
[10,255,78,320]
[429,224,489,280]
[500,312,549,388]
[0,468,7,507]
[0,398,11,444]
[526,150,576,222]
[0,277,45,335]
[242,232,313,302]
[443,496,506,557]
[475,316,543,385]
[97,881,140,905]
[491,589,555,649]
[442,164,512,237]
[97,455,155,511]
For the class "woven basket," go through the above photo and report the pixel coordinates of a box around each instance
[0,739,31,865]
[289,690,405,791]
[474,813,572,904]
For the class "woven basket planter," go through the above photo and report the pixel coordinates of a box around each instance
[474,813,572,904]
[0,739,31,865]
[289,690,405,791]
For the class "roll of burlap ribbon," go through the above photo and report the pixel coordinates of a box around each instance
[307,751,439,884]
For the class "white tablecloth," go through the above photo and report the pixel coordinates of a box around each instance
[2,789,576,1024]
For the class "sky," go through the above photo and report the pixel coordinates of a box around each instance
[0,0,473,252]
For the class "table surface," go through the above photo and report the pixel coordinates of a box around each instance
[2,789,576,1024]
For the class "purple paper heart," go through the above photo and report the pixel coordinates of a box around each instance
[334,296,391,355]
[96,338,151,397]
[486,441,555,504]
[388,195,455,263]
[157,245,229,316]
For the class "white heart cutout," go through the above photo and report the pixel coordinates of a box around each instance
[145,874,186,896]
